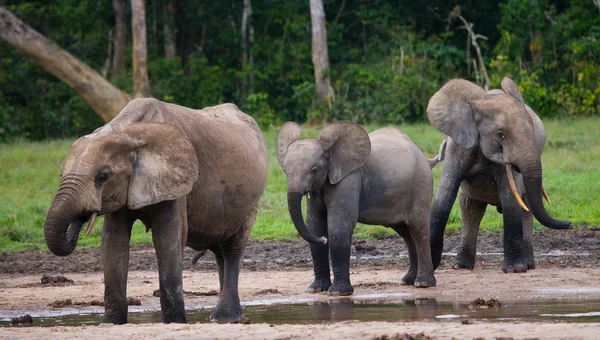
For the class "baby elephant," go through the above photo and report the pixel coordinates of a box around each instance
[277,121,436,295]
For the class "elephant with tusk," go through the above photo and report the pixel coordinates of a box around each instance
[427,76,572,273]
[43,98,268,324]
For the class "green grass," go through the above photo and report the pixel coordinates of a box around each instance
[1,117,599,252]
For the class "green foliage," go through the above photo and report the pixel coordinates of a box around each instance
[0,0,598,140]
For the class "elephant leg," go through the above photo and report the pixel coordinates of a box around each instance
[306,202,331,293]
[210,209,254,322]
[430,170,463,269]
[148,199,187,323]
[522,197,535,270]
[210,246,225,291]
[405,218,436,288]
[498,172,527,273]
[102,209,134,324]
[454,193,487,270]
[325,178,360,296]
[393,225,418,286]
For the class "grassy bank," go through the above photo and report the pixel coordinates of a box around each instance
[1,117,598,252]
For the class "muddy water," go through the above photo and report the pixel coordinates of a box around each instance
[2,297,600,327]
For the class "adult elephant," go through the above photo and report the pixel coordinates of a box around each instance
[277,121,435,295]
[427,77,571,273]
[44,98,268,324]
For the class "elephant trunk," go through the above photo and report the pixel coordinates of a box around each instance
[287,191,327,245]
[44,191,85,256]
[520,161,572,230]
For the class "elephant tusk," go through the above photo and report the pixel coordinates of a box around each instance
[542,185,551,204]
[505,164,529,212]
[83,212,98,238]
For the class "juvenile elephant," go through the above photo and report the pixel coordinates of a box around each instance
[44,98,268,324]
[277,121,436,295]
[427,77,571,273]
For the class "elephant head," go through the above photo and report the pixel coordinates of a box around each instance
[427,76,571,230]
[44,122,198,256]
[276,121,371,245]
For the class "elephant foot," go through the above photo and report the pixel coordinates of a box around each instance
[327,282,354,296]
[414,274,436,288]
[400,271,417,286]
[454,247,476,270]
[502,259,528,273]
[210,308,243,323]
[308,280,331,293]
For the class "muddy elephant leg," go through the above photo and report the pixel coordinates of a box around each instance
[306,202,331,293]
[430,171,462,269]
[148,199,187,323]
[210,210,254,322]
[102,209,134,324]
[326,180,360,296]
[522,198,535,270]
[454,193,487,270]
[394,226,418,285]
[498,172,527,273]
[408,218,436,288]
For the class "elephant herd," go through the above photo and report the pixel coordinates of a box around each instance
[42,76,571,324]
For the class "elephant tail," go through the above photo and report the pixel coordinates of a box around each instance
[428,136,447,169]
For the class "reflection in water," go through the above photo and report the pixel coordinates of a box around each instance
[2,298,600,327]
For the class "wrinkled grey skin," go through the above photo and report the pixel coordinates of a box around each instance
[427,77,572,274]
[44,98,268,324]
[277,121,435,295]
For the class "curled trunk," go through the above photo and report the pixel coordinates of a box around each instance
[44,196,84,256]
[287,191,327,245]
[520,163,572,229]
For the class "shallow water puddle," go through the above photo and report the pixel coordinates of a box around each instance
[2,297,600,327]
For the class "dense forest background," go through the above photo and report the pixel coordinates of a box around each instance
[0,0,598,142]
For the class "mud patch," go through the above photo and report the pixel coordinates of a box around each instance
[355,282,397,289]
[48,297,141,308]
[255,289,280,295]
[10,314,33,327]
[40,275,74,286]
[468,298,505,309]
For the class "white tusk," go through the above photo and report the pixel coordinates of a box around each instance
[542,185,551,204]
[505,164,529,212]
[83,212,98,238]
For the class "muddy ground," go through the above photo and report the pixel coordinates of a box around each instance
[1,228,599,339]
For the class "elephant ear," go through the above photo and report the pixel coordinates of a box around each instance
[276,122,302,168]
[319,121,371,185]
[497,78,546,153]
[501,76,525,103]
[121,122,199,210]
[427,79,486,149]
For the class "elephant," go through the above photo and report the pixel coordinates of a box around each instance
[43,98,268,324]
[276,121,436,295]
[427,76,572,273]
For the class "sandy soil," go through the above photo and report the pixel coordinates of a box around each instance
[1,228,599,339]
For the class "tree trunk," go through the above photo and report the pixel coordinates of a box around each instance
[163,0,176,59]
[241,0,252,96]
[309,0,334,121]
[112,0,127,79]
[131,0,151,98]
[0,6,132,122]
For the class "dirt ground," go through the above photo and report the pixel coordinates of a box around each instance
[1,228,599,339]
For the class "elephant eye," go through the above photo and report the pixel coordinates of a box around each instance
[310,167,318,176]
[95,169,113,186]
[497,132,506,140]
